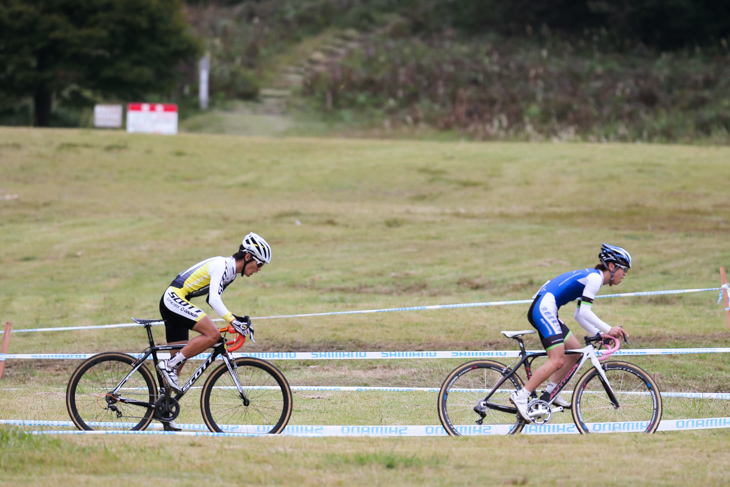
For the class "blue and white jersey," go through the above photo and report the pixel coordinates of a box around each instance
[536,268,604,308]
[531,267,611,338]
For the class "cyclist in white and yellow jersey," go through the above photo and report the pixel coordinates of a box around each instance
[156,232,272,397]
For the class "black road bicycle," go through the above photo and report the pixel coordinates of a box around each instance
[66,318,293,434]
[437,330,662,435]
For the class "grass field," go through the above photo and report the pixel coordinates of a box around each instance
[1,127,730,485]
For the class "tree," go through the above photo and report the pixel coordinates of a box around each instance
[393,0,730,51]
[0,0,201,126]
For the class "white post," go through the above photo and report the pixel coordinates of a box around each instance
[199,52,210,110]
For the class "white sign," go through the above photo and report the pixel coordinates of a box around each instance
[199,54,210,110]
[126,103,178,135]
[94,104,123,128]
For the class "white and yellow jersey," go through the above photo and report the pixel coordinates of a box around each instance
[167,256,238,324]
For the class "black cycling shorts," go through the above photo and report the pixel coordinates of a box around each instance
[527,295,572,350]
[159,296,197,343]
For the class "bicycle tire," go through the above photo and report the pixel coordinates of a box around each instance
[66,352,157,431]
[200,357,293,434]
[438,360,526,436]
[572,360,662,434]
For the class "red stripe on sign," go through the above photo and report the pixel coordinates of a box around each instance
[127,103,178,112]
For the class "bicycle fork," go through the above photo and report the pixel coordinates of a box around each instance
[588,351,620,408]
[221,351,250,407]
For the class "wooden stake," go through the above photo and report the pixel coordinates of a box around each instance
[721,268,730,330]
[0,322,11,380]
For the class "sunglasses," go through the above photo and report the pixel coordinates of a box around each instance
[251,257,265,268]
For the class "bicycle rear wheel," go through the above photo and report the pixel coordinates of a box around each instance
[572,361,662,434]
[66,352,157,431]
[438,360,525,436]
[200,357,292,434]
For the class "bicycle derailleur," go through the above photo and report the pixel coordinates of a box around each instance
[473,399,488,425]
[103,393,123,418]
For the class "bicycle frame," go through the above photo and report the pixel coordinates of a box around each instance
[482,338,619,415]
[108,322,247,409]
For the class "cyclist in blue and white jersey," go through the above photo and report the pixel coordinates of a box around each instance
[510,244,632,422]
[156,232,272,400]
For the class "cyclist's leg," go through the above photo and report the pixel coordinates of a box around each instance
[159,290,219,373]
[548,330,581,385]
[178,316,220,360]
[160,294,192,373]
[524,293,568,393]
[524,345,566,393]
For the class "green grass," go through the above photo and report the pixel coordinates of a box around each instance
[2,430,730,486]
[1,127,730,485]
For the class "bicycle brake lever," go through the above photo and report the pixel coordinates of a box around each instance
[619,326,630,345]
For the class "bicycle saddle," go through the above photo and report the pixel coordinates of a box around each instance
[131,317,165,325]
[501,330,536,339]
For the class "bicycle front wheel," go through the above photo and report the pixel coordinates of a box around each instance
[66,352,157,431]
[572,361,662,434]
[438,360,525,436]
[200,357,293,434]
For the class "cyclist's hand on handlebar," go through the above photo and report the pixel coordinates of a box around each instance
[609,326,629,343]
[233,314,251,326]
[231,315,255,341]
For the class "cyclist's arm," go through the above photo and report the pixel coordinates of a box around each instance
[206,258,235,324]
[574,272,611,335]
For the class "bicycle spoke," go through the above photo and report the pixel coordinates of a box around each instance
[573,362,661,434]
[201,358,292,434]
[438,360,524,436]
[67,353,156,431]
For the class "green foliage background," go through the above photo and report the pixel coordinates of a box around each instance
[3,0,730,142]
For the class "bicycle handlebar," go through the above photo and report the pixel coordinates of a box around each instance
[218,324,247,352]
[597,333,620,362]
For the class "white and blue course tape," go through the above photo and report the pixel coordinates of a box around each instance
[4,346,730,362]
[2,418,729,436]
[1,286,723,335]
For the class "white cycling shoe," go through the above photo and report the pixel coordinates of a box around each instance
[156,359,182,394]
[509,391,531,422]
[551,393,571,408]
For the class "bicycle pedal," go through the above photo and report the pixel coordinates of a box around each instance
[162,421,182,432]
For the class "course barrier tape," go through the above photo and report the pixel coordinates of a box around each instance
[1,286,722,334]
[3,418,730,436]
[1,383,726,400]
[4,347,730,362]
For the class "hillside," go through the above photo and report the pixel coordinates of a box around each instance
[178,2,730,143]
[2,127,730,484]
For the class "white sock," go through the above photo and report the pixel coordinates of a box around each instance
[544,382,558,394]
[168,352,186,368]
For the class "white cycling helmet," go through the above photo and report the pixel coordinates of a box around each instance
[240,232,272,264]
[599,243,632,269]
